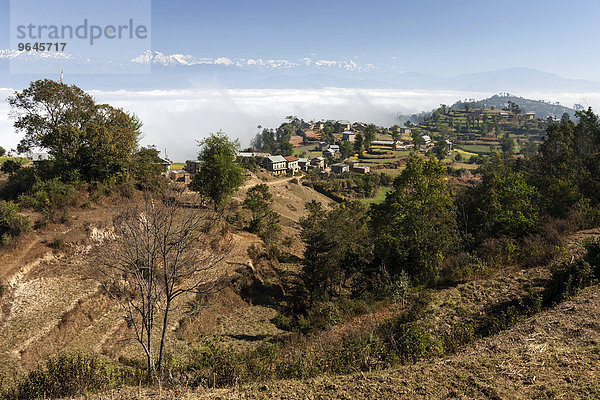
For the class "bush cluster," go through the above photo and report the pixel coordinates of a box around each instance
[4,352,139,400]
[0,200,31,245]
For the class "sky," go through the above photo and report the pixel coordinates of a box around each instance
[138,0,600,79]
[0,0,599,160]
[0,0,599,78]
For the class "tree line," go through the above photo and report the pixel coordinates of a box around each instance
[297,109,600,309]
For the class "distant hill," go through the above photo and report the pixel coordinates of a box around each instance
[2,51,600,92]
[451,94,579,119]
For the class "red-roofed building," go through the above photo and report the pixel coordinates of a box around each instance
[285,155,300,174]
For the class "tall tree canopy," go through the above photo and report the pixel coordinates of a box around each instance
[190,131,245,208]
[533,109,600,216]
[299,201,372,303]
[371,155,459,284]
[363,124,377,151]
[8,79,141,182]
[460,153,538,242]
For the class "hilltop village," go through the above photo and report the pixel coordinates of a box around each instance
[158,99,558,205]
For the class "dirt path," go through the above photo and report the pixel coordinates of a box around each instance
[240,176,302,190]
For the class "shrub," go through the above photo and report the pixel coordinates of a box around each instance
[306,301,341,331]
[441,252,488,283]
[7,352,136,399]
[442,322,475,354]
[479,294,542,336]
[185,337,241,388]
[0,200,31,245]
[386,322,441,364]
[544,259,595,305]
[18,179,77,220]
[48,238,65,250]
[271,312,292,331]
[1,168,38,200]
[584,238,600,277]
[320,330,388,374]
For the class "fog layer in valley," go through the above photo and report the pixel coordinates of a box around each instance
[1,87,598,161]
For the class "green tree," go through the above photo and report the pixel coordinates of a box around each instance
[363,124,377,152]
[506,101,521,114]
[534,109,600,216]
[412,132,425,148]
[500,135,515,155]
[299,201,372,303]
[190,131,245,209]
[354,133,364,154]
[0,200,31,245]
[371,156,459,284]
[462,154,538,241]
[8,79,140,182]
[1,160,22,175]
[0,146,5,156]
[322,124,335,143]
[243,183,281,245]
[340,140,354,159]
[432,140,448,160]
[131,147,167,190]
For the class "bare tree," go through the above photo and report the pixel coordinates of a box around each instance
[98,190,230,377]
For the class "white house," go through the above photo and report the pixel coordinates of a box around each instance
[264,155,287,175]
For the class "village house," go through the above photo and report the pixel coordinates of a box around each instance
[353,122,367,131]
[351,165,371,174]
[237,151,271,158]
[525,112,535,120]
[319,141,330,151]
[337,120,352,131]
[310,156,325,168]
[399,127,411,134]
[297,157,309,171]
[284,155,300,174]
[324,148,337,157]
[342,131,356,141]
[396,141,415,150]
[30,153,52,165]
[371,140,396,148]
[264,155,287,175]
[328,144,340,153]
[323,144,340,158]
[421,135,432,145]
[185,160,200,174]
[167,170,191,184]
[160,158,173,169]
[330,163,350,174]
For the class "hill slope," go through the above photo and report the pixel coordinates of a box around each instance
[128,284,599,400]
[451,94,579,119]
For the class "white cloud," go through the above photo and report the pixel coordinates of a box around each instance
[1,88,600,161]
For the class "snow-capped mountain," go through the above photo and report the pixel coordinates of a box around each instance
[130,50,378,72]
[0,49,599,93]
[0,49,75,61]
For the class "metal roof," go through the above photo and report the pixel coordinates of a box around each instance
[267,155,286,163]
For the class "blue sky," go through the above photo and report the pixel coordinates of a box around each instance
[0,0,599,79]
[148,0,600,79]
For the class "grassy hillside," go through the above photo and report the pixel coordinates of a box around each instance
[452,94,579,119]
[73,228,600,399]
